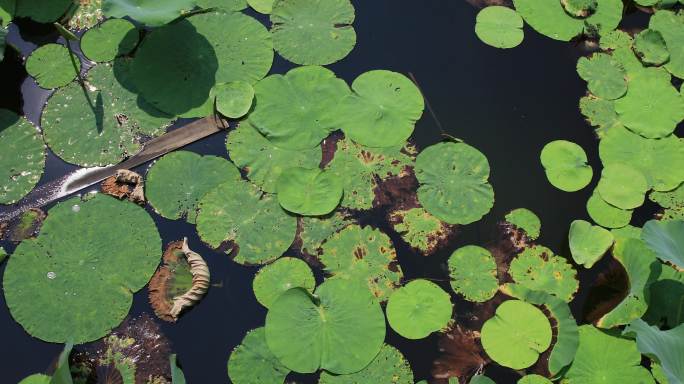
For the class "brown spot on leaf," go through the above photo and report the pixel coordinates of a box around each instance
[353,246,367,260]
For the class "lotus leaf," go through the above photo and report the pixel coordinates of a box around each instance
[196,0,247,10]
[650,183,684,220]
[0,25,6,62]
[624,319,684,384]
[196,179,296,265]
[505,208,541,240]
[25,43,80,89]
[0,109,45,205]
[51,343,73,384]
[579,96,624,138]
[562,325,654,383]
[247,0,274,13]
[6,208,46,241]
[14,0,72,22]
[586,190,632,228]
[540,140,593,192]
[3,194,161,343]
[509,245,579,302]
[68,0,104,30]
[634,29,670,66]
[170,354,186,384]
[80,19,138,63]
[227,327,290,384]
[577,53,627,100]
[389,207,453,254]
[481,300,552,370]
[562,0,597,16]
[214,81,254,119]
[297,212,352,256]
[596,163,648,210]
[519,375,552,384]
[650,10,684,79]
[471,375,496,384]
[642,219,684,269]
[634,0,659,5]
[249,66,349,149]
[276,167,343,216]
[643,264,684,328]
[270,0,356,65]
[569,220,614,268]
[474,6,524,49]
[386,279,453,340]
[319,225,401,300]
[18,375,51,384]
[318,344,414,384]
[265,278,386,374]
[42,61,172,166]
[102,0,196,26]
[651,361,668,384]
[252,257,315,308]
[416,142,494,225]
[146,151,241,223]
[447,245,498,302]
[0,247,6,263]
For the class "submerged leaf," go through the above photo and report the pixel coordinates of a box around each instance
[386,279,453,340]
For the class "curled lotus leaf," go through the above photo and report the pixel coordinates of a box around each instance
[650,10,684,79]
[643,264,684,328]
[213,81,254,119]
[270,0,356,65]
[540,140,593,192]
[247,0,274,13]
[634,29,670,66]
[25,43,80,89]
[447,245,498,302]
[474,6,524,49]
[80,18,139,63]
[481,300,552,370]
[650,183,684,220]
[227,327,290,384]
[14,0,72,22]
[318,344,414,384]
[389,206,456,255]
[624,319,684,384]
[3,194,161,343]
[415,142,494,225]
[252,257,315,309]
[586,190,633,229]
[579,95,624,138]
[265,278,386,374]
[642,219,684,270]
[519,375,553,384]
[386,279,453,340]
[275,167,343,216]
[569,219,614,268]
[102,0,197,26]
[505,208,541,240]
[576,53,627,100]
[296,212,353,257]
[596,163,649,210]
[509,245,579,302]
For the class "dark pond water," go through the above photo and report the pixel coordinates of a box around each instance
[0,1,659,383]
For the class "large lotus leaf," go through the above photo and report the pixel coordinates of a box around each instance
[596,163,648,210]
[505,208,541,240]
[145,150,241,223]
[252,257,315,309]
[509,245,579,302]
[579,96,624,138]
[569,220,614,268]
[249,66,349,150]
[297,212,352,256]
[0,109,45,205]
[650,10,684,79]
[336,70,424,148]
[624,319,684,384]
[102,0,196,26]
[644,264,684,328]
[3,194,161,343]
[389,207,452,254]
[474,6,524,49]
[42,61,172,166]
[576,53,627,100]
[18,374,51,384]
[448,245,498,302]
[540,140,593,192]
[270,0,356,65]
[634,29,670,66]
[599,127,684,192]
[25,43,80,89]
[196,0,247,10]
[213,81,254,119]
[196,179,296,265]
[14,0,72,22]
[386,279,453,340]
[650,183,684,220]
[276,167,342,216]
[319,225,401,300]
[265,279,386,374]
[318,343,413,384]
[80,18,138,63]
[586,190,633,229]
[248,0,274,13]
[481,300,552,370]
[642,219,684,269]
[416,142,494,225]
[519,375,553,384]
[227,327,290,384]
[563,325,654,383]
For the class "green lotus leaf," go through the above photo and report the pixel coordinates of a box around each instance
[68,0,105,30]
[270,0,356,65]
[319,225,401,300]
[634,0,659,5]
[505,208,541,240]
[227,327,290,384]
[447,245,498,302]
[25,43,80,89]
[389,207,453,254]
[586,190,633,228]
[336,70,424,148]
[596,163,648,210]
[563,325,654,383]
[474,6,524,49]
[562,0,597,17]
[577,53,627,100]
[249,66,349,149]
[0,247,6,263]
[3,194,161,343]
[297,212,352,256]
[642,219,684,269]
[470,375,496,384]
[247,0,274,13]
[196,0,247,10]
[14,0,72,22]
[509,245,579,302]
[226,121,321,193]
[650,183,684,220]
[569,219,614,268]
[481,299,552,370]
[42,61,172,166]
[540,140,593,192]
[102,0,196,26]
[18,374,51,384]
[213,81,254,119]
[196,179,296,265]
[634,29,670,66]
[651,361,668,384]
[644,264,684,328]
[579,95,624,138]
[275,167,343,216]
[0,25,6,62]
[51,343,73,384]
[386,279,453,340]
[416,142,494,225]
[252,257,315,309]
[265,278,386,374]
[170,354,186,384]
[624,319,684,384]
[318,344,414,384]
[650,10,684,79]
[519,375,553,384]
[0,109,45,205]
[145,150,241,223]
[0,1,12,27]
[81,18,138,63]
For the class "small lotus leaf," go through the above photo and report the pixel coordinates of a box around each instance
[67,0,105,30]
[14,0,72,22]
[389,207,454,254]
[579,96,624,138]
[505,208,541,239]
[643,264,684,328]
[227,327,290,384]
[102,0,196,26]
[318,344,414,384]
[448,245,498,302]
[386,279,453,340]
[18,375,51,384]
[650,183,684,220]
[509,245,578,302]
[296,212,352,256]
[540,140,593,192]
[252,257,315,308]
[624,319,684,384]
[577,53,627,100]
[519,375,553,384]
[475,6,524,49]
[80,18,138,63]
[642,219,684,269]
[586,190,633,228]
[247,0,274,13]
[596,163,648,210]
[634,29,670,66]
[650,10,684,79]
[275,167,343,216]
[471,375,496,384]
[569,220,614,268]
[214,81,254,119]
[25,43,80,89]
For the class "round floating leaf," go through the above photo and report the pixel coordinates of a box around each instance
[577,53,627,100]
[14,0,72,22]
[196,179,296,265]
[336,70,424,148]
[625,319,684,384]
[226,122,321,193]
[318,344,414,384]
[519,375,553,384]
[448,245,498,302]
[145,151,241,223]
[0,110,45,205]
[642,219,684,270]
[540,140,593,192]
[275,167,343,216]
[416,142,494,225]
[569,220,614,268]
[650,183,684,220]
[247,0,274,13]
[596,163,649,210]
[265,278,386,374]
[214,81,254,119]
[249,66,349,150]
[475,6,524,49]
[650,10,684,79]
[505,208,541,239]
[81,18,139,63]
[252,257,315,308]
[386,279,453,340]
[481,300,552,370]
[102,0,196,26]
[25,43,80,89]
[196,0,247,10]
[389,207,455,255]
[471,375,496,384]
[227,327,290,384]
[509,245,579,302]
[579,96,624,138]
[634,29,669,66]
[296,212,352,256]
[3,194,161,343]
[586,190,633,228]
[270,0,356,65]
